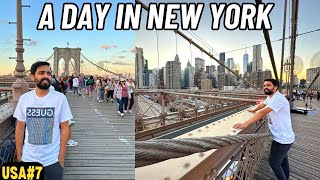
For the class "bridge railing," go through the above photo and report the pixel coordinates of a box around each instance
[135,90,261,140]
[182,119,269,179]
[135,116,269,180]
[0,92,12,106]
[0,103,16,166]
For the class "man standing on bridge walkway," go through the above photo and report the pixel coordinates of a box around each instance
[233,79,295,180]
[14,61,72,180]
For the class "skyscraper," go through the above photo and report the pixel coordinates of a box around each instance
[243,53,249,74]
[227,58,234,74]
[135,47,144,88]
[143,59,149,87]
[195,57,205,74]
[218,52,225,74]
[252,45,262,72]
[166,55,181,89]
[184,60,195,88]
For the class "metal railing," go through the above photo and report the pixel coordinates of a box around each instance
[135,90,261,140]
[0,116,16,166]
[181,119,269,180]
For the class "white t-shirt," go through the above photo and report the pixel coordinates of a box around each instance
[73,78,79,87]
[126,82,135,94]
[263,91,295,144]
[13,89,73,167]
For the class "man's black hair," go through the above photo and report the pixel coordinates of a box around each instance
[264,78,279,87]
[30,61,51,75]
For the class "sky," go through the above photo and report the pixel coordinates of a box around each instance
[0,0,135,77]
[136,0,320,80]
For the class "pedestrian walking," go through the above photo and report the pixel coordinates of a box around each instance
[114,78,131,117]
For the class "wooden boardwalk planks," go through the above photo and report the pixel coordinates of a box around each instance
[254,100,320,180]
[64,93,135,179]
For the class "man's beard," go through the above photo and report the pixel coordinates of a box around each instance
[35,78,51,90]
[264,88,273,95]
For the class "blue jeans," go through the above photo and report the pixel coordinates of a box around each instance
[117,97,128,113]
[268,140,292,180]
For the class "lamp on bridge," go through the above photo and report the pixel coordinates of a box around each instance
[80,60,84,73]
[11,0,30,105]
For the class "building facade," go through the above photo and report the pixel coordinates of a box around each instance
[243,53,249,74]
[184,61,195,88]
[135,47,144,88]
[252,45,262,72]
[201,79,212,90]
[306,67,320,90]
[218,52,226,74]
[166,55,181,89]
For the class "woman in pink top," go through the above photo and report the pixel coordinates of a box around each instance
[114,78,131,117]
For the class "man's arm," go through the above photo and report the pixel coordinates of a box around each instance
[59,121,70,167]
[15,121,25,162]
[233,107,272,129]
[249,102,266,113]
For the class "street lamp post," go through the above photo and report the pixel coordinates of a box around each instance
[12,0,29,105]
[284,61,290,95]
[80,60,84,73]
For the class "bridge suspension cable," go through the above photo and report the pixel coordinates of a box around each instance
[45,53,54,62]
[80,53,121,76]
[135,132,270,168]
[214,27,320,56]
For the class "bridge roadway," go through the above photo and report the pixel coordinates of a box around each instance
[254,100,320,180]
[64,92,134,179]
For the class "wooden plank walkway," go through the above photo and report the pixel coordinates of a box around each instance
[64,92,135,179]
[254,100,320,180]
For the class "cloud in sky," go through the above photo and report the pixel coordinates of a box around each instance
[100,44,118,50]
[24,40,37,46]
[121,50,127,53]
[130,48,136,53]
[112,61,130,66]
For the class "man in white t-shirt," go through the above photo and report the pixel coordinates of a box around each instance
[233,79,294,180]
[14,61,72,180]
[72,76,79,95]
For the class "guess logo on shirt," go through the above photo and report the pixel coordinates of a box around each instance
[26,107,55,145]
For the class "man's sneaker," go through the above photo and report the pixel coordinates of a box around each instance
[118,111,121,114]
[129,110,133,113]
[67,139,78,147]
[120,113,124,117]
[69,120,76,127]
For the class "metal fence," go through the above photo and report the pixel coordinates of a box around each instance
[0,116,16,166]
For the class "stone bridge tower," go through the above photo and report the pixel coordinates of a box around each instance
[53,47,81,76]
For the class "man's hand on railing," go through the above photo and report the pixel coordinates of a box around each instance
[233,122,248,129]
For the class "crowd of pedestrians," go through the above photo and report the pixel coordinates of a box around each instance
[50,74,135,118]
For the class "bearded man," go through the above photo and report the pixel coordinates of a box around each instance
[14,61,72,180]
[233,79,295,180]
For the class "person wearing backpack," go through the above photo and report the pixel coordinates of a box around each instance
[86,76,94,98]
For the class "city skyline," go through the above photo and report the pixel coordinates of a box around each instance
[0,0,135,76]
[136,0,320,80]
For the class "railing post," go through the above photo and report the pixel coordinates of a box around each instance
[135,93,143,132]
